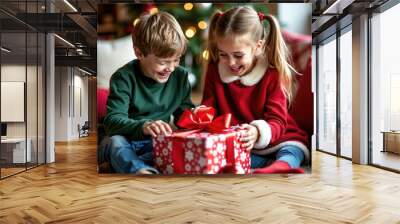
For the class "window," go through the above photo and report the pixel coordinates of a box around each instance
[339,28,352,158]
[317,36,337,154]
[371,2,400,171]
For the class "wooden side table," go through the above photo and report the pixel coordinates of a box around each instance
[381,131,400,154]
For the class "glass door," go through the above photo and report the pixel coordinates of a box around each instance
[370,3,400,171]
[339,27,352,159]
[317,35,337,154]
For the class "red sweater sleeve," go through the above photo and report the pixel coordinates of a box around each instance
[264,72,288,143]
[201,63,217,108]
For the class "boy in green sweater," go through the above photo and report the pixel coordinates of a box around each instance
[100,11,194,174]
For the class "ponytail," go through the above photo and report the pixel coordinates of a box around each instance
[264,15,298,105]
[207,11,223,62]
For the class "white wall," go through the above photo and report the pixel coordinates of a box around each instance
[55,66,70,141]
[97,35,135,88]
[72,73,89,138]
[1,65,26,139]
[1,65,36,138]
[54,67,89,141]
[1,65,26,81]
[74,74,89,123]
[278,3,312,35]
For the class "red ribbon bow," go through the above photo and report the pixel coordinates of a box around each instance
[257,12,266,21]
[170,106,237,173]
[176,106,231,133]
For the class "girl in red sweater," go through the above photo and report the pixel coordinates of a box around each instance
[202,6,310,173]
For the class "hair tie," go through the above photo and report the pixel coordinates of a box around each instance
[216,11,223,18]
[257,12,266,21]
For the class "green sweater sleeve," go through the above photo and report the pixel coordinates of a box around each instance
[103,72,149,140]
[173,72,195,125]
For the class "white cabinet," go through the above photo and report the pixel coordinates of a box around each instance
[1,138,31,163]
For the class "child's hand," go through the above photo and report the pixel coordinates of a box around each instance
[240,124,259,151]
[143,120,173,137]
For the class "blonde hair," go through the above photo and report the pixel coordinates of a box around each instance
[208,6,297,104]
[132,11,187,57]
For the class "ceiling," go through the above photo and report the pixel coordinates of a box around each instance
[0,0,97,74]
[310,0,390,43]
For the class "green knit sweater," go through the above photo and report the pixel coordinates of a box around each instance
[103,59,194,140]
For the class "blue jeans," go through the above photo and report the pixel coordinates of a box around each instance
[99,135,157,173]
[251,145,305,169]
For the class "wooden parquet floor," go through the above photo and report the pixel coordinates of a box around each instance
[1,135,400,223]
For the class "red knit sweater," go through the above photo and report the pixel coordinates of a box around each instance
[201,61,309,159]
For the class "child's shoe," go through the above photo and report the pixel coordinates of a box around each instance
[252,161,304,174]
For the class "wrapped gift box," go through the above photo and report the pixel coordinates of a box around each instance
[153,127,250,174]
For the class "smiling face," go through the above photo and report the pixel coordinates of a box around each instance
[216,34,263,77]
[135,48,181,83]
